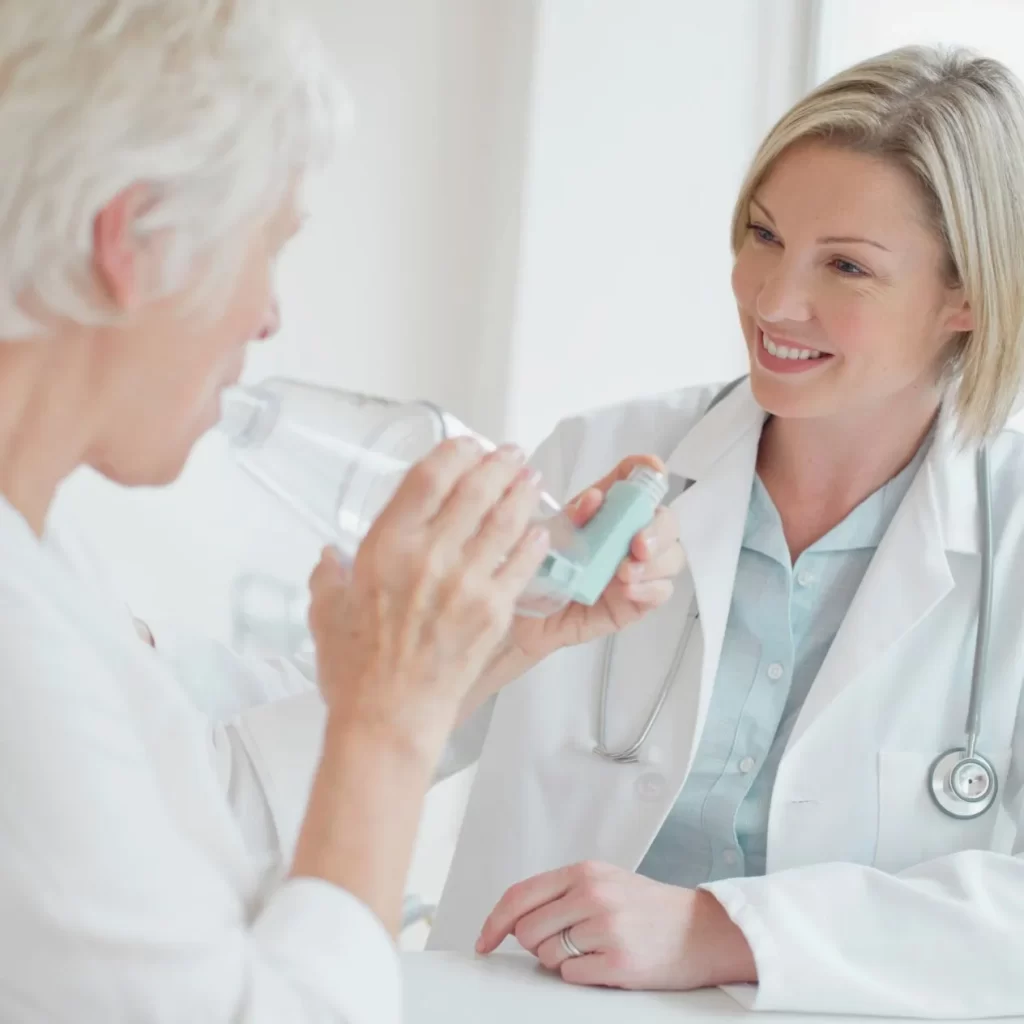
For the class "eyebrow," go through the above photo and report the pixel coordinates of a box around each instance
[750,197,891,252]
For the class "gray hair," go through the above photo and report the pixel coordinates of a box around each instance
[0,0,348,335]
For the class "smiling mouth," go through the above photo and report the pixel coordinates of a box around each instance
[760,330,829,361]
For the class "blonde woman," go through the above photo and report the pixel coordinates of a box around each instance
[429,46,1024,1017]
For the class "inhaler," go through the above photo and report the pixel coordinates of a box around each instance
[219,378,667,619]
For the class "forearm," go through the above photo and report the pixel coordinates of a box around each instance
[290,713,447,936]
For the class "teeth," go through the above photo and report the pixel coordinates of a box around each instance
[763,333,823,361]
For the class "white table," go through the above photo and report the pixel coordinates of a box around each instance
[403,952,1018,1024]
[403,953,759,1024]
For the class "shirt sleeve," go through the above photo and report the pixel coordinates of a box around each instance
[0,611,400,1024]
[135,622,328,863]
[701,694,1024,1018]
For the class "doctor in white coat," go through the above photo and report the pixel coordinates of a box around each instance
[428,46,1024,1018]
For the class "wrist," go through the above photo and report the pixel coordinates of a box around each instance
[689,889,758,987]
[325,703,454,773]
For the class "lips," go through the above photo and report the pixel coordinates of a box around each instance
[755,327,833,375]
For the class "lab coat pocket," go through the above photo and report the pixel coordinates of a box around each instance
[875,749,1011,874]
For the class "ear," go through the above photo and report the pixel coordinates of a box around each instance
[944,290,974,334]
[92,183,156,311]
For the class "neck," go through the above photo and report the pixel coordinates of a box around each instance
[757,384,941,553]
[0,336,100,536]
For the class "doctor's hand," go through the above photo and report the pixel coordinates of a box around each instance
[308,438,550,756]
[509,455,684,662]
[476,861,757,992]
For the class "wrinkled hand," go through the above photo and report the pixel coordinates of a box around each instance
[510,455,684,662]
[476,861,757,991]
[308,438,550,752]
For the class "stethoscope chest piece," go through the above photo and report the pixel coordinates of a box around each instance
[928,749,998,819]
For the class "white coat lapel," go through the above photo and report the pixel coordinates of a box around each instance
[786,424,977,751]
[664,380,764,767]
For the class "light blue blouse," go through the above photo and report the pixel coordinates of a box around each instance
[637,444,928,887]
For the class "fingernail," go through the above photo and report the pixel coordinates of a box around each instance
[643,534,658,555]
[630,562,646,581]
[529,526,550,548]
[475,936,486,954]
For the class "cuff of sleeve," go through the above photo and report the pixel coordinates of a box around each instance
[699,878,780,1011]
[254,877,401,1024]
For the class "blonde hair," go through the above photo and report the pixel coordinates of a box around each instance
[732,46,1024,438]
[0,0,348,337]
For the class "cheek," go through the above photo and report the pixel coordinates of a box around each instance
[822,292,922,371]
[731,250,759,311]
[820,301,871,351]
[225,267,274,344]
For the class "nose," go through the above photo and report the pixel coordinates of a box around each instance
[755,260,812,325]
[257,298,280,341]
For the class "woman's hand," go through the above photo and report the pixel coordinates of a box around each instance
[308,437,550,756]
[510,455,685,662]
[475,861,757,992]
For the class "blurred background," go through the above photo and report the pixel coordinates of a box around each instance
[53,0,1024,945]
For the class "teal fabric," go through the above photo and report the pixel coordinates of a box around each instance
[637,443,928,887]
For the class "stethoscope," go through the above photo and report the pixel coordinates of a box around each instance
[593,381,999,821]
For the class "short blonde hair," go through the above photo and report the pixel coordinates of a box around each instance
[732,46,1024,438]
[0,0,348,337]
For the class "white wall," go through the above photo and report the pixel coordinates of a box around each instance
[503,0,810,448]
[815,0,1024,82]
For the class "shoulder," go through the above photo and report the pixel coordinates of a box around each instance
[532,383,727,500]
[0,536,130,723]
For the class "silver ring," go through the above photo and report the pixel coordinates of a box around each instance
[559,927,584,959]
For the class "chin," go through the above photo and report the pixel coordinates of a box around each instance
[748,365,836,421]
[89,442,196,489]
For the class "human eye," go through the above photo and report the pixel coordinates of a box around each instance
[747,221,780,245]
[829,256,868,277]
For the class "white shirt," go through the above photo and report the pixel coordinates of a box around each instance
[0,495,397,1023]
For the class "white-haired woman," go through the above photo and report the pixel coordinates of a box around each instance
[0,2,687,1022]
[429,46,1024,1018]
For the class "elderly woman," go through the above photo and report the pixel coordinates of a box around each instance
[430,46,1024,1019]
[0,2,687,1022]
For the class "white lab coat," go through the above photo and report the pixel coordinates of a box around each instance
[0,495,394,1024]
[429,379,1024,1019]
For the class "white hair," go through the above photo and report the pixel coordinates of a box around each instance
[0,0,349,335]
